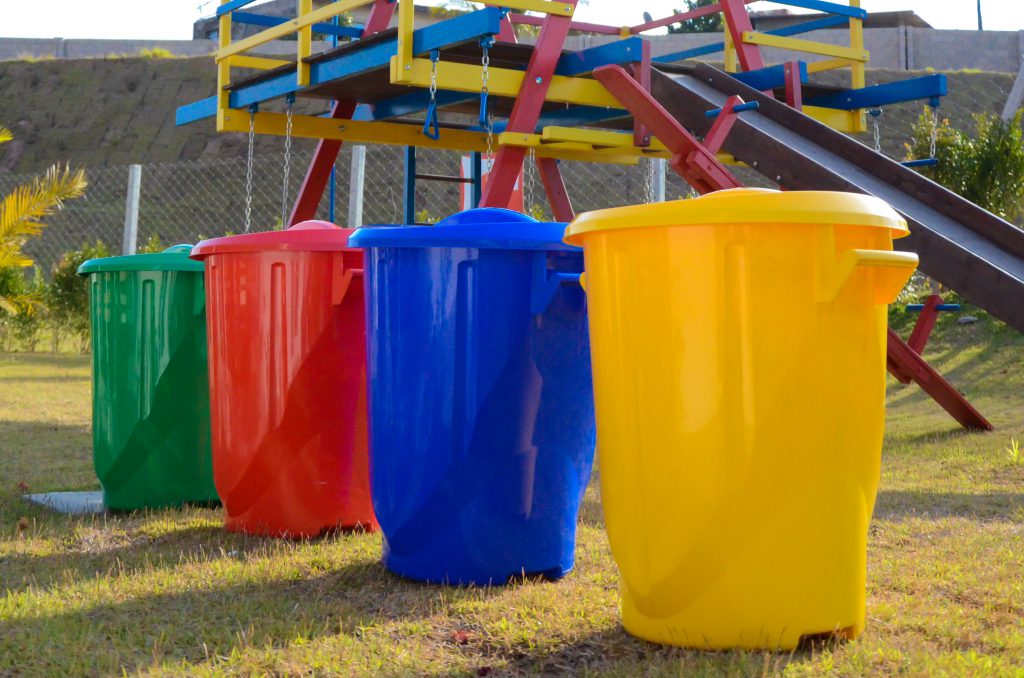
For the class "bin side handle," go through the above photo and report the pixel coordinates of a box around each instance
[531,252,583,315]
[817,249,918,305]
[332,261,364,305]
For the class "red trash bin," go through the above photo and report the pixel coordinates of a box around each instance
[190,221,376,538]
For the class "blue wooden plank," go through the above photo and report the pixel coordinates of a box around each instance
[232,12,364,39]
[216,0,261,17]
[490,105,630,134]
[230,8,502,111]
[764,14,850,36]
[555,37,646,76]
[731,62,808,90]
[653,41,723,63]
[807,74,948,110]
[767,0,867,19]
[176,96,217,125]
[371,90,477,120]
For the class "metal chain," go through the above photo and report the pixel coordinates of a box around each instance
[929,105,939,159]
[644,159,656,204]
[482,46,493,159]
[280,97,294,229]
[870,108,882,153]
[244,108,255,233]
[429,53,438,102]
[525,148,537,214]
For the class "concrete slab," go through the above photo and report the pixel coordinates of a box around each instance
[24,491,107,515]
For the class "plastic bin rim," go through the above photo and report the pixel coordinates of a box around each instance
[348,208,578,252]
[563,189,911,245]
[190,222,357,260]
[77,245,204,276]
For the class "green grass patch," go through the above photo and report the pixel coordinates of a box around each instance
[1,308,1023,675]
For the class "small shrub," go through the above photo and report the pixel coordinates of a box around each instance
[138,233,165,254]
[907,110,1024,224]
[138,47,175,59]
[47,241,111,354]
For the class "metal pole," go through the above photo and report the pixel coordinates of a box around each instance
[654,158,667,202]
[329,15,339,223]
[977,0,983,30]
[347,144,366,229]
[122,164,141,255]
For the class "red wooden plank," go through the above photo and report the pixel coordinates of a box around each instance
[629,40,653,148]
[536,157,574,221]
[702,95,744,154]
[719,0,765,72]
[627,0,759,35]
[288,0,396,226]
[508,13,622,36]
[593,64,741,194]
[497,12,518,43]
[908,294,942,354]
[887,329,993,431]
[784,61,803,110]
[481,0,579,209]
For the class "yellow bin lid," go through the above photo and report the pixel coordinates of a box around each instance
[563,188,910,245]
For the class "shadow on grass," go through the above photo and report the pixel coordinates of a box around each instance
[422,627,811,677]
[0,557,468,675]
[874,490,1024,521]
[0,419,90,452]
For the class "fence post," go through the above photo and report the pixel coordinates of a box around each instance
[654,158,666,202]
[122,164,141,255]
[347,144,366,228]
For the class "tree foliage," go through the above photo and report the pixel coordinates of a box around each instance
[908,110,1024,224]
[667,0,723,34]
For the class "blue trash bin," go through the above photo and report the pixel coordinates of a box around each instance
[349,208,596,585]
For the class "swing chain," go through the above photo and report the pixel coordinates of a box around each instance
[869,107,882,153]
[280,95,295,230]
[482,45,493,159]
[644,158,657,204]
[429,51,438,102]
[244,105,256,234]
[525,148,536,214]
[928,104,938,160]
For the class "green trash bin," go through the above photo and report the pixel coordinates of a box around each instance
[78,245,217,510]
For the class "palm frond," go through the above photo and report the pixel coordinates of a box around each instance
[0,246,34,269]
[0,164,87,242]
[0,127,11,145]
[0,291,45,316]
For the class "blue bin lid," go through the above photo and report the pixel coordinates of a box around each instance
[348,208,578,252]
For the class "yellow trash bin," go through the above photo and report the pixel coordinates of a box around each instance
[564,189,917,651]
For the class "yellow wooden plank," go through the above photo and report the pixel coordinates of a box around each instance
[391,57,623,109]
[848,0,866,89]
[394,0,415,84]
[217,0,374,60]
[540,126,670,152]
[724,29,738,73]
[804,105,862,133]
[742,32,869,62]
[497,0,573,16]
[216,3,232,125]
[298,0,313,86]
[228,55,291,70]
[218,111,640,164]
[806,57,855,73]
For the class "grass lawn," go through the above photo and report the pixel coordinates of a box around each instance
[1,306,1023,676]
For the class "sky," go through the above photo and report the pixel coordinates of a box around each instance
[3,1,1022,40]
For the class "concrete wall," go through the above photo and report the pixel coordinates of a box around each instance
[2,27,1022,74]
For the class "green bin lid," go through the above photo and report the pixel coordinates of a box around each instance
[77,245,204,276]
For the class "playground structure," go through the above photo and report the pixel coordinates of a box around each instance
[176,0,1024,431]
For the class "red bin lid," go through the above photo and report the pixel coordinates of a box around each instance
[190,221,356,260]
